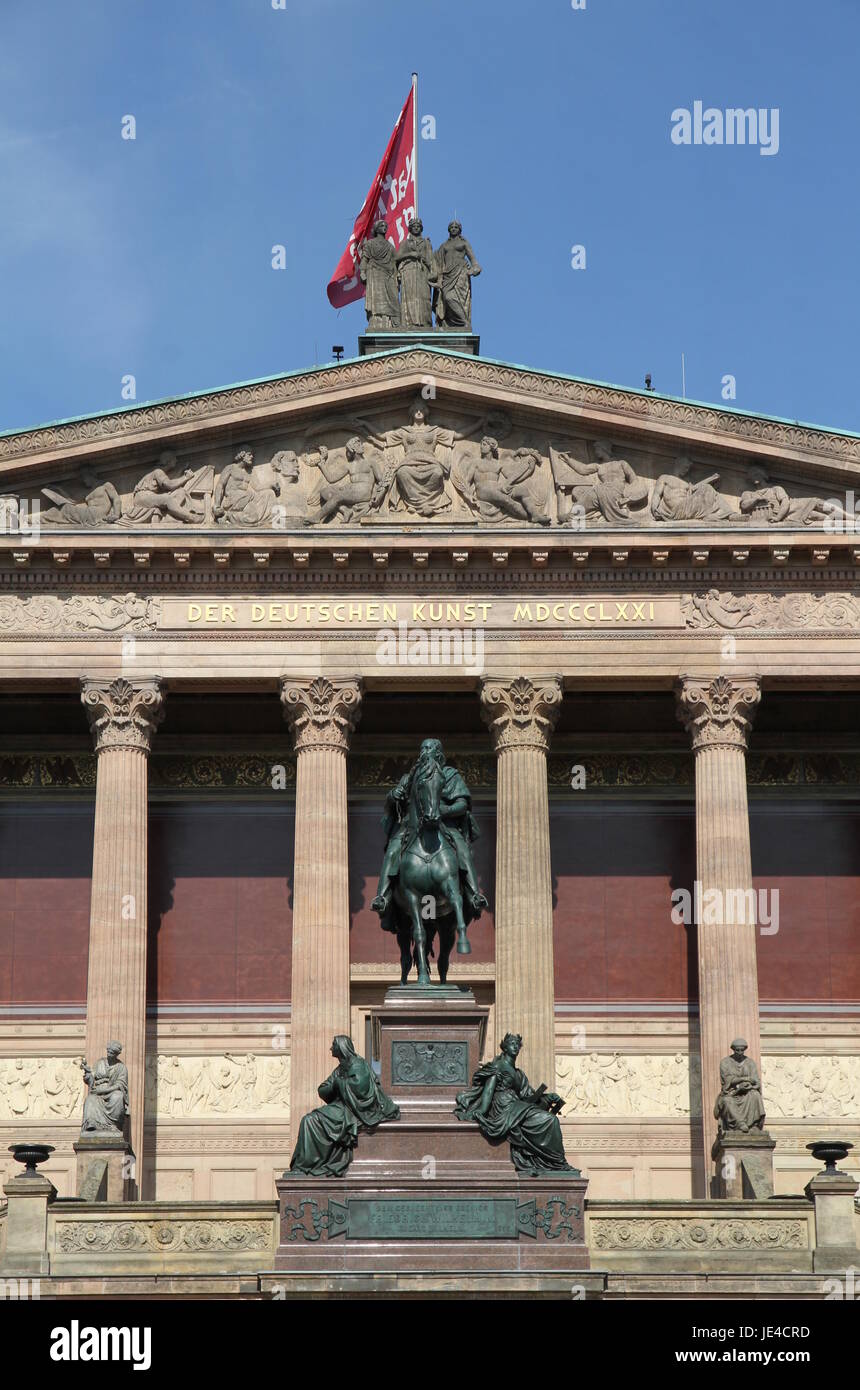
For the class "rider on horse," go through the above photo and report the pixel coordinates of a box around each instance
[371,738,486,927]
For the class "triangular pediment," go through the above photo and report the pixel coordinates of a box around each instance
[1,348,858,538]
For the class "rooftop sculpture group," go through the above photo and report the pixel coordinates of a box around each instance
[360,217,482,332]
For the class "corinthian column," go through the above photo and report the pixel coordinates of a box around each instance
[81,676,165,1196]
[675,673,762,1176]
[281,676,363,1132]
[480,675,562,1091]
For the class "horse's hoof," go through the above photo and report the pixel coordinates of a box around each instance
[456,938,472,956]
[371,895,387,914]
[417,973,431,986]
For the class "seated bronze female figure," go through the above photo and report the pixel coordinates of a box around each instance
[455,1033,577,1176]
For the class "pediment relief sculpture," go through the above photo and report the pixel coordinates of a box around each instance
[7,402,854,533]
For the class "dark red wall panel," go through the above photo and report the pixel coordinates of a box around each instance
[0,805,93,1004]
[751,803,860,1004]
[552,803,696,1003]
[148,804,293,1004]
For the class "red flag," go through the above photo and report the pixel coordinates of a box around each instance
[327,86,416,309]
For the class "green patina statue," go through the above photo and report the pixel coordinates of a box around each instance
[371,738,487,985]
[289,1036,400,1177]
[455,1033,578,1176]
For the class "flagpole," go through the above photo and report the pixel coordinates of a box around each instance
[412,71,419,220]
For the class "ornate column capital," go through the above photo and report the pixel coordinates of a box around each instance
[480,675,563,753]
[675,673,761,751]
[280,676,363,753]
[81,676,166,753]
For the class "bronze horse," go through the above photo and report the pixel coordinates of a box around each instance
[392,757,472,985]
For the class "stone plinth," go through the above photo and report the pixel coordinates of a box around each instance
[371,985,487,1114]
[276,990,588,1274]
[74,1135,131,1203]
[804,1171,860,1272]
[358,331,480,357]
[1,1173,56,1276]
[275,1176,588,1274]
[712,1131,776,1200]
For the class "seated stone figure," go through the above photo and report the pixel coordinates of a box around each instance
[455,1032,577,1176]
[80,1040,129,1135]
[714,1038,767,1135]
[289,1036,400,1177]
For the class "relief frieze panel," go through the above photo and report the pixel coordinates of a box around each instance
[2,391,856,535]
[0,593,160,635]
[3,749,860,792]
[554,1053,860,1121]
[143,1054,291,1120]
[0,1054,291,1122]
[682,589,860,630]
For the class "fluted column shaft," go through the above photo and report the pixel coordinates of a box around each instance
[480,676,562,1091]
[676,674,762,1175]
[81,676,165,1197]
[281,677,362,1132]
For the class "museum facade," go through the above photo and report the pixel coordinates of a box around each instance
[0,339,858,1292]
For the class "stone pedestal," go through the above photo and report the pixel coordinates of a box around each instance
[805,1171,860,1271]
[281,676,362,1132]
[73,1135,131,1202]
[712,1131,775,1200]
[480,676,562,1090]
[81,676,165,1198]
[676,674,762,1191]
[358,330,480,357]
[276,989,588,1274]
[0,1173,56,1276]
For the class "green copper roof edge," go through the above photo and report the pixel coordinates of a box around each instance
[2,345,858,444]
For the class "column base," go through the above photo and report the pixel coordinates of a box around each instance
[712,1130,775,1199]
[74,1135,132,1202]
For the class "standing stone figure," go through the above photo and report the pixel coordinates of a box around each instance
[80,1040,129,1136]
[358,219,401,330]
[455,1032,576,1176]
[395,218,435,329]
[289,1036,400,1177]
[714,1038,767,1135]
[434,220,481,330]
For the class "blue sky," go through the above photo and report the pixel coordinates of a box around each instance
[1,0,857,433]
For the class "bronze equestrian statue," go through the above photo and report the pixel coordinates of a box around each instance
[372,739,487,985]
